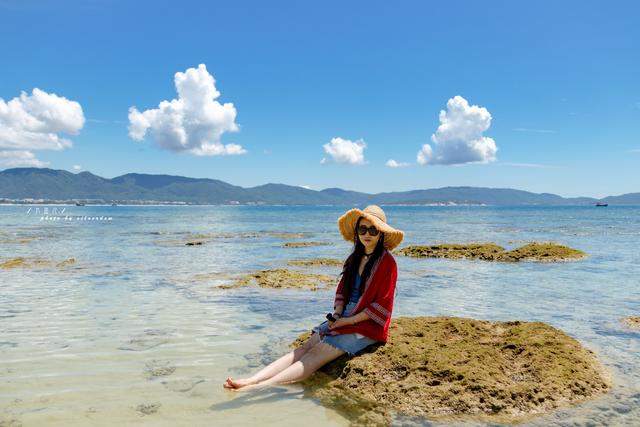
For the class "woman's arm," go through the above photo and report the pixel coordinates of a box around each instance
[333,274,346,312]
[342,310,370,324]
[333,303,344,317]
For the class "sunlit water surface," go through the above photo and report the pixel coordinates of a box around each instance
[1,205,639,426]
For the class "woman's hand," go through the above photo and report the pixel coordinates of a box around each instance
[328,317,352,329]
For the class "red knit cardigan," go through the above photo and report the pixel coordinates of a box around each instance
[328,249,398,342]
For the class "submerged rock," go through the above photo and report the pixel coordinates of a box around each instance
[144,359,176,379]
[395,242,586,262]
[156,231,313,246]
[162,376,206,393]
[622,316,640,329]
[291,316,611,425]
[55,258,77,268]
[135,402,161,416]
[0,257,76,269]
[118,329,174,351]
[268,232,314,239]
[282,241,332,248]
[287,257,343,267]
[219,268,335,290]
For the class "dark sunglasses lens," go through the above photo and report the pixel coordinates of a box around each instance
[358,225,379,236]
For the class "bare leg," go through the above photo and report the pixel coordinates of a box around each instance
[224,332,321,389]
[236,341,345,391]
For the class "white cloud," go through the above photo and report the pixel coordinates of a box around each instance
[321,137,366,165]
[128,64,246,156]
[385,159,410,168]
[0,88,84,167]
[417,95,497,166]
[300,185,312,189]
[0,150,49,167]
[72,164,82,171]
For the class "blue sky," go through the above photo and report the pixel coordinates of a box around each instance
[0,0,638,198]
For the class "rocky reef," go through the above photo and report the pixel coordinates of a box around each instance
[282,241,332,248]
[291,316,610,425]
[219,268,335,290]
[395,242,586,262]
[287,258,343,267]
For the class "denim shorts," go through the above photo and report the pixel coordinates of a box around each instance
[311,300,378,356]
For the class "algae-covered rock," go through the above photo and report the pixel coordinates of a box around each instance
[499,242,586,262]
[287,258,343,267]
[219,269,335,290]
[291,316,611,425]
[395,242,586,262]
[395,243,505,260]
[622,316,640,329]
[282,241,332,248]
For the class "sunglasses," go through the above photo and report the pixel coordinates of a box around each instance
[357,224,380,236]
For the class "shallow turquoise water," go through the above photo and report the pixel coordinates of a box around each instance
[1,205,639,426]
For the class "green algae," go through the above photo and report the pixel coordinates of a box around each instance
[291,316,611,425]
[395,242,586,262]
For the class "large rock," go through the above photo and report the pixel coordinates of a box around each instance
[291,316,610,425]
[395,242,586,262]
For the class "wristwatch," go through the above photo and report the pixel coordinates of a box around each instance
[332,312,342,319]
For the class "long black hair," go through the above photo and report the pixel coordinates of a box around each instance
[339,216,386,303]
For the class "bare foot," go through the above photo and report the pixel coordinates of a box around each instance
[230,381,271,392]
[223,376,256,389]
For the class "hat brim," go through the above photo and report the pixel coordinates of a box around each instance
[337,208,404,251]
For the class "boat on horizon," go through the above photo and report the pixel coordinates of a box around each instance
[75,201,85,206]
[595,202,608,207]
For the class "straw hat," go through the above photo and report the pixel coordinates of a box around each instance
[338,205,404,251]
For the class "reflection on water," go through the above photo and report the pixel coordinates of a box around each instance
[1,205,639,426]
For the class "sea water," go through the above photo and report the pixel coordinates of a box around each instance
[1,205,639,426]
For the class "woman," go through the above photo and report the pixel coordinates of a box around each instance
[223,204,403,391]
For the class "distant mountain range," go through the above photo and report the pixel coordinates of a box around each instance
[0,167,638,205]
